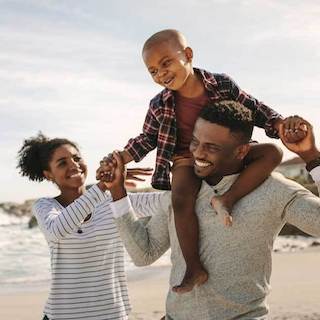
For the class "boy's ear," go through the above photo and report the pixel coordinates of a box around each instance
[43,170,54,182]
[235,143,251,160]
[184,47,193,62]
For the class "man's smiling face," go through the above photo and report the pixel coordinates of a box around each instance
[190,118,248,180]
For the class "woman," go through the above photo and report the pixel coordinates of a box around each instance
[17,133,152,320]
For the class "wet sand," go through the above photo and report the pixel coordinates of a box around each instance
[1,250,320,320]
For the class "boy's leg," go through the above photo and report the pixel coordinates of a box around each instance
[171,163,208,294]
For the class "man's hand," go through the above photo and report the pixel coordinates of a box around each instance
[281,116,308,143]
[278,117,320,162]
[125,167,153,187]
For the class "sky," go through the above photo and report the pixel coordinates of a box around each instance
[0,0,319,203]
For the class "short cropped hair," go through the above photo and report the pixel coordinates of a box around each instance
[142,29,187,53]
[17,132,78,182]
[199,100,254,143]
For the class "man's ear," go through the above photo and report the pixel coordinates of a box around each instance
[184,47,193,62]
[235,143,251,160]
[43,170,54,182]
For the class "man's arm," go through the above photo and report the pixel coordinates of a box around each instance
[279,118,320,236]
[129,191,164,217]
[282,168,320,237]
[111,194,171,266]
[104,151,171,266]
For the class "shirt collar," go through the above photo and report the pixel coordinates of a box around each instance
[200,173,240,196]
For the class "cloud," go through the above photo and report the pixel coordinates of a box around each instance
[1,0,320,202]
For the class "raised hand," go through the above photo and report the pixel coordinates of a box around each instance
[95,151,126,200]
[96,156,152,188]
[281,115,307,144]
[278,117,318,161]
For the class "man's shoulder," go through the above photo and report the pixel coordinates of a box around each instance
[262,172,311,196]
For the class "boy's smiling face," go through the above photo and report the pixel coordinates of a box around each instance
[142,40,193,92]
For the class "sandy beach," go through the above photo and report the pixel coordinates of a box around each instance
[1,250,320,320]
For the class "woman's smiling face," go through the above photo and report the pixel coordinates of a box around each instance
[44,144,87,191]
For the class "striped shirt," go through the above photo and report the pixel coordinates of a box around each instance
[33,184,160,320]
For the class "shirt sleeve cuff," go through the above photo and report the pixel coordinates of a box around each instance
[310,166,320,182]
[110,196,133,218]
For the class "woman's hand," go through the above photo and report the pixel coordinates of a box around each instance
[96,156,153,188]
[96,151,153,200]
[98,151,126,200]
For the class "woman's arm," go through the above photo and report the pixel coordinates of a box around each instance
[33,184,107,242]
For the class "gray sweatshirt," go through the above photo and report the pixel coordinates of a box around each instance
[111,168,320,320]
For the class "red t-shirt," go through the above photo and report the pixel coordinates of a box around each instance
[174,90,209,155]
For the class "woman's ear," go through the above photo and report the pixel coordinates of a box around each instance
[43,170,54,182]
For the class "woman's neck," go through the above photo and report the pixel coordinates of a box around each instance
[56,186,86,207]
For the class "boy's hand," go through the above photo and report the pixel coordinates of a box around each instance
[281,116,307,143]
[96,155,115,181]
[96,154,153,188]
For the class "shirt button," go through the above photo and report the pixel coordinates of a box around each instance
[77,229,83,234]
[214,189,218,194]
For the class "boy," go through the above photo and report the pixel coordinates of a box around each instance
[104,29,305,294]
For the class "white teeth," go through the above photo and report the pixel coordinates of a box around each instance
[69,172,83,178]
[195,160,211,168]
[164,77,173,85]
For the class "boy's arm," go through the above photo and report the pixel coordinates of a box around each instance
[219,73,283,138]
[124,103,160,163]
[213,143,283,214]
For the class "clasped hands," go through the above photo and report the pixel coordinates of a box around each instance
[276,116,318,161]
[96,151,152,190]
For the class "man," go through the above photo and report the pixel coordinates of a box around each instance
[102,101,320,320]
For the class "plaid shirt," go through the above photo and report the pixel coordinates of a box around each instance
[125,68,282,190]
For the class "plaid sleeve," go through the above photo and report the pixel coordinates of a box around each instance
[124,103,159,162]
[218,74,283,138]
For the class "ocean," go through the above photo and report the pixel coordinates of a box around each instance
[1,210,319,292]
[0,210,171,292]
